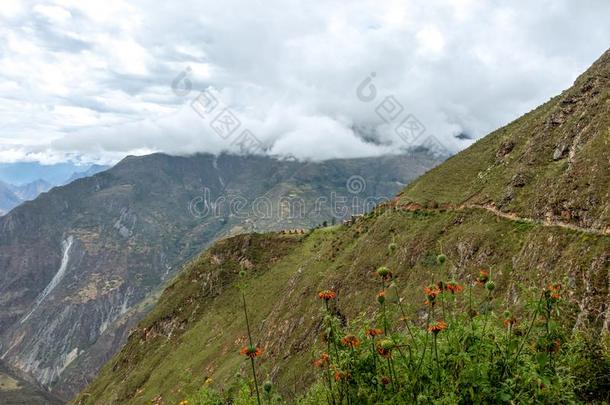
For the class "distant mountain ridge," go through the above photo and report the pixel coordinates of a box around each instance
[0,162,109,186]
[65,165,110,184]
[12,179,53,201]
[0,180,53,216]
[0,181,22,215]
[0,165,109,216]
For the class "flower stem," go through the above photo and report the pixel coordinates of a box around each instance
[250,357,261,405]
[242,291,254,345]
[433,333,440,388]
[241,291,261,405]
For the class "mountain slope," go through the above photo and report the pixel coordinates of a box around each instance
[73,206,610,405]
[73,50,610,404]
[399,48,610,232]
[0,361,62,405]
[0,182,21,215]
[0,151,441,401]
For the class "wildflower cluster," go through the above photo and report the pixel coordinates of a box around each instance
[184,250,608,404]
[297,256,585,404]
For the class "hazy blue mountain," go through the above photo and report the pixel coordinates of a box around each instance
[13,179,53,201]
[0,164,110,215]
[0,181,21,215]
[0,162,108,186]
[64,165,110,184]
[0,180,54,216]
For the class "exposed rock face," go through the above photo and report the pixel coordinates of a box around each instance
[0,152,442,401]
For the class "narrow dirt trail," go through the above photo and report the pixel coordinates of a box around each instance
[460,203,610,237]
[389,200,610,237]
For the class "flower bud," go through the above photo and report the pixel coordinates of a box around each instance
[436,254,447,265]
[377,266,390,278]
[378,338,394,350]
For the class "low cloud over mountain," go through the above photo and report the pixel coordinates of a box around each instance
[1,0,609,164]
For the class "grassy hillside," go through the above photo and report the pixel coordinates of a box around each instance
[73,205,610,404]
[400,49,610,232]
[73,49,610,404]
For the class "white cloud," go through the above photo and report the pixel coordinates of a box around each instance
[416,26,445,60]
[0,0,25,19]
[33,4,71,24]
[0,0,609,164]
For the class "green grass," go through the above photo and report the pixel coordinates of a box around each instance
[72,206,610,405]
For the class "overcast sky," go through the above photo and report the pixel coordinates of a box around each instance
[0,0,609,164]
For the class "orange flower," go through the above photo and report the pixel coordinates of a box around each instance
[428,320,448,334]
[341,335,360,348]
[546,283,561,301]
[365,328,383,338]
[424,285,441,303]
[318,290,337,300]
[334,370,351,381]
[313,352,330,368]
[377,290,386,304]
[240,345,263,358]
[476,270,489,285]
[503,316,517,328]
[445,281,463,294]
[376,347,391,358]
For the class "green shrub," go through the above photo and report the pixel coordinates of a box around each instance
[185,264,609,404]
